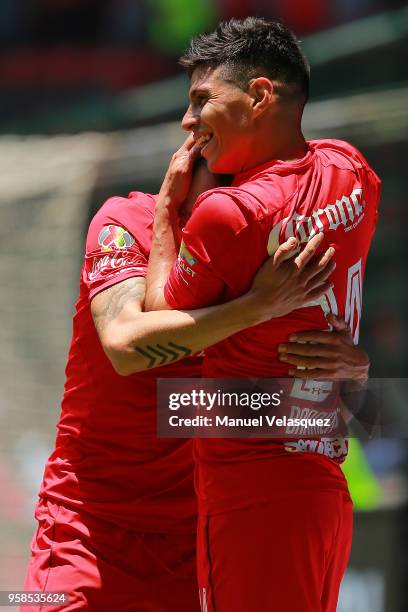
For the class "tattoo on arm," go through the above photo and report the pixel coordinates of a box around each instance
[134,341,192,368]
[92,277,192,368]
[92,277,146,335]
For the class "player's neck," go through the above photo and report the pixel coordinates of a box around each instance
[276,133,309,162]
[266,123,307,162]
[241,131,308,175]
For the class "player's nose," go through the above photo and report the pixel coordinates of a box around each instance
[182,107,199,132]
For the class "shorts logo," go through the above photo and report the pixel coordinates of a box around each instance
[179,241,196,266]
[199,587,209,612]
[98,225,135,251]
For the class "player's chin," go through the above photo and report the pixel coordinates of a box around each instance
[206,155,232,175]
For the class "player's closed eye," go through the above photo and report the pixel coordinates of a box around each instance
[196,95,208,108]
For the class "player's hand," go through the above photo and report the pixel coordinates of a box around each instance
[250,233,335,321]
[157,134,202,211]
[277,313,370,381]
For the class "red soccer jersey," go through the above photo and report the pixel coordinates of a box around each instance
[40,192,202,532]
[164,139,381,514]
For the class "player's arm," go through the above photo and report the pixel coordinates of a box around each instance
[91,238,335,375]
[144,200,179,311]
[145,134,200,311]
[145,136,337,317]
[91,275,260,375]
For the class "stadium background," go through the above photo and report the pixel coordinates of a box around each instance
[0,1,407,610]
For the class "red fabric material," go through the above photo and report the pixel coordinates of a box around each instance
[23,498,200,612]
[40,191,202,532]
[165,139,381,510]
[195,451,350,516]
[197,488,353,612]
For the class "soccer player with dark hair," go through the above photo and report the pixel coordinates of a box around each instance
[24,152,360,610]
[146,17,381,612]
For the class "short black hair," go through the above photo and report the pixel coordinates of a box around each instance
[180,17,310,105]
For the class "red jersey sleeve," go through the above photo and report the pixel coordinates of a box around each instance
[83,194,153,300]
[164,189,264,309]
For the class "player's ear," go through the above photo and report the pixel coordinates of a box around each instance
[248,77,273,117]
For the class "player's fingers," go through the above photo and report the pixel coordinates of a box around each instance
[326,313,350,332]
[172,137,202,172]
[273,237,298,267]
[173,135,200,162]
[288,329,342,344]
[298,247,335,286]
[304,261,336,291]
[185,134,203,160]
[278,343,338,358]
[317,245,336,269]
[288,368,339,379]
[303,282,334,303]
[279,354,340,369]
[293,232,324,269]
[180,133,196,151]
[190,143,203,162]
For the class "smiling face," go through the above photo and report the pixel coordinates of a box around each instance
[181,65,256,174]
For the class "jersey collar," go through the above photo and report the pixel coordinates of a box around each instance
[232,144,314,187]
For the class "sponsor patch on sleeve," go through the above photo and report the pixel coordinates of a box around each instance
[177,240,197,282]
[98,225,135,250]
[179,240,197,266]
[86,225,145,282]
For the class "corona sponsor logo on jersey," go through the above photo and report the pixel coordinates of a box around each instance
[267,188,366,254]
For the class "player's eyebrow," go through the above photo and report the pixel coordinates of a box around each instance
[189,86,211,101]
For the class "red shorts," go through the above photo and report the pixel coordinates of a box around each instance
[197,490,353,612]
[23,498,200,611]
